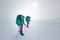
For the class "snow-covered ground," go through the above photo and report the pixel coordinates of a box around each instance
[0,18,60,40]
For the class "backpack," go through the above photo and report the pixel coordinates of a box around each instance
[26,16,31,21]
[16,15,25,26]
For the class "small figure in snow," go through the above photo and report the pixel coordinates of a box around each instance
[26,16,31,28]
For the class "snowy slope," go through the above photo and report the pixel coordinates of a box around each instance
[0,18,60,40]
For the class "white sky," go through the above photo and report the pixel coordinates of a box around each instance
[0,0,60,21]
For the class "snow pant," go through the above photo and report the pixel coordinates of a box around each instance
[19,25,24,36]
[19,25,23,32]
[27,21,29,27]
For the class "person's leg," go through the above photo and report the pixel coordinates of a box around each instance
[27,21,29,27]
[19,25,24,36]
[20,25,23,31]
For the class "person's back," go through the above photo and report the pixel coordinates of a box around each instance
[26,16,31,22]
[16,15,21,26]
[16,15,25,26]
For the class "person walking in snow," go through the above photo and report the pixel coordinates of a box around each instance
[26,16,31,28]
[16,14,25,36]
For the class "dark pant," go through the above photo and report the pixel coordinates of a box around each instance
[27,21,29,27]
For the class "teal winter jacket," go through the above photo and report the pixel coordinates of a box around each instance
[16,14,25,26]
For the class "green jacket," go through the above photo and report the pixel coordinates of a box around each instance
[16,15,25,26]
[26,16,31,22]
